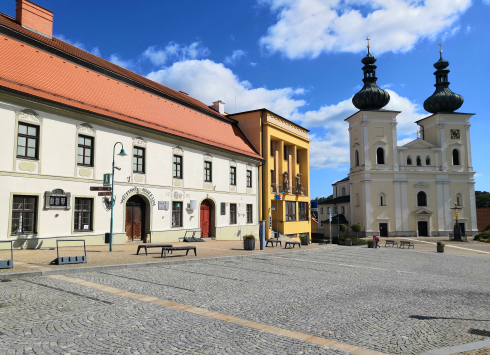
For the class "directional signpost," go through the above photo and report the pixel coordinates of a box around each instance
[98,192,112,196]
[90,187,112,191]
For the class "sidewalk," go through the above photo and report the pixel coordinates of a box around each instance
[0,239,328,275]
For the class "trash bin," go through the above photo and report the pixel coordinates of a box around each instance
[105,232,111,244]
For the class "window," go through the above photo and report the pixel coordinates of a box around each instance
[341,206,345,214]
[230,166,236,185]
[77,135,93,166]
[11,195,37,234]
[230,203,237,224]
[284,145,288,160]
[133,147,145,173]
[246,204,253,223]
[327,207,331,215]
[270,140,274,157]
[456,193,463,206]
[426,156,431,166]
[355,150,359,167]
[416,156,422,166]
[341,187,346,196]
[298,202,308,221]
[320,207,324,214]
[246,170,252,188]
[417,191,427,207]
[74,198,93,231]
[286,201,296,221]
[204,161,212,182]
[453,149,460,165]
[220,202,226,215]
[297,152,300,164]
[17,123,38,159]
[376,148,385,164]
[379,193,386,206]
[173,155,183,178]
[172,201,183,227]
[407,156,412,165]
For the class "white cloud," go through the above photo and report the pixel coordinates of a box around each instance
[465,25,473,33]
[224,50,247,65]
[250,62,258,67]
[442,26,460,41]
[109,54,133,69]
[146,59,306,116]
[142,42,210,66]
[258,0,472,59]
[55,34,101,57]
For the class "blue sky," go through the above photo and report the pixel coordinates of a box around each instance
[2,0,489,197]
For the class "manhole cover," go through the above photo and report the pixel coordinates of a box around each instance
[469,328,490,337]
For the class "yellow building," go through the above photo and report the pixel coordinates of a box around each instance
[228,109,311,240]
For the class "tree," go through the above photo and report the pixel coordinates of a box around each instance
[312,195,334,204]
[351,223,363,240]
[339,224,348,237]
[476,191,490,208]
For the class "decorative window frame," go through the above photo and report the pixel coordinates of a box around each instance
[14,109,44,174]
[451,146,463,166]
[72,195,95,233]
[172,146,184,187]
[8,192,41,237]
[375,145,387,167]
[131,137,147,184]
[378,192,387,207]
[455,192,464,207]
[416,189,429,208]
[75,123,97,179]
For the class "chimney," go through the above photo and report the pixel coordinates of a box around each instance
[16,0,53,39]
[212,100,225,115]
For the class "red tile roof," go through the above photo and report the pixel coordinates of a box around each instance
[0,14,262,160]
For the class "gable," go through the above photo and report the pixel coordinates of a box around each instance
[402,138,437,149]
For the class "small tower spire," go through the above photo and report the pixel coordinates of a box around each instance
[423,45,464,113]
[352,39,390,111]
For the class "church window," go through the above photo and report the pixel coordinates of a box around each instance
[341,187,346,196]
[355,150,359,167]
[452,149,460,165]
[426,156,431,166]
[417,191,427,207]
[416,156,422,166]
[376,148,385,164]
[456,193,463,206]
[356,194,360,207]
[379,193,386,206]
[407,156,412,165]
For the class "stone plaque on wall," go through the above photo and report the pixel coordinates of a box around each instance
[44,189,71,210]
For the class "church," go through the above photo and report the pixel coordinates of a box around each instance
[319,43,477,238]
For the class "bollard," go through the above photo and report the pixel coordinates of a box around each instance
[259,220,266,250]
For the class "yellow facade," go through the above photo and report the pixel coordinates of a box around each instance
[229,109,311,240]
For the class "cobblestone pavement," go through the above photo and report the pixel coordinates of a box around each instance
[0,246,489,354]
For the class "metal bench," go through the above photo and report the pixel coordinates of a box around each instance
[399,241,414,249]
[285,241,301,249]
[385,240,398,247]
[178,231,205,242]
[55,240,87,265]
[266,239,282,247]
[136,244,173,255]
[161,246,197,258]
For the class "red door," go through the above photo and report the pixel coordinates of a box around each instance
[200,200,211,238]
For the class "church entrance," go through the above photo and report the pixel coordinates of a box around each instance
[126,195,146,240]
[379,223,388,237]
[460,222,466,236]
[200,199,212,238]
[418,221,428,237]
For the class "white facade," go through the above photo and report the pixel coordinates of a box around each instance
[0,96,261,248]
[343,110,477,237]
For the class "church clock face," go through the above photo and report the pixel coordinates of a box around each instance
[451,129,460,139]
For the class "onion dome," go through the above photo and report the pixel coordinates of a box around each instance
[352,39,390,111]
[423,46,463,113]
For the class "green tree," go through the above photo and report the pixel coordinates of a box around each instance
[351,223,363,240]
[339,224,348,237]
[312,195,334,204]
[476,191,490,208]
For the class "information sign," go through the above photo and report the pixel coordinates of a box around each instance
[98,192,112,196]
[103,173,111,186]
[269,215,272,229]
[90,186,112,191]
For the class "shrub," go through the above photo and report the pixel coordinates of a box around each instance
[475,232,490,242]
[243,234,255,240]
[437,241,445,247]
[339,224,348,237]
[351,224,363,240]
[367,240,374,248]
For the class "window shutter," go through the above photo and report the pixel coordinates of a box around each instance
[221,202,226,215]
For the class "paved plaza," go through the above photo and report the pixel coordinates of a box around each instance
[0,245,489,354]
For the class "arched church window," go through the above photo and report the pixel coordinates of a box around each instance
[417,191,427,207]
[376,148,385,165]
[407,156,412,165]
[416,156,422,166]
[355,150,359,167]
[456,193,463,206]
[379,193,386,206]
[453,149,460,165]
[341,187,346,196]
[426,156,431,166]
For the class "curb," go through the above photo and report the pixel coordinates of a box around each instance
[421,339,490,355]
[0,246,332,280]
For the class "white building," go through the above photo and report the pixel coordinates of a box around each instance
[320,46,477,238]
[0,0,263,248]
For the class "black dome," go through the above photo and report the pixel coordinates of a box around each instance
[352,49,390,111]
[423,52,463,113]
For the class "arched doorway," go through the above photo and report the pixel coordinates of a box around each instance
[126,195,146,240]
[200,199,213,238]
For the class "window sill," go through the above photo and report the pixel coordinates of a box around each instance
[171,226,183,228]
[77,164,94,168]
[10,233,37,237]
[16,156,39,161]
[133,171,146,174]
[173,177,183,180]
[74,230,93,233]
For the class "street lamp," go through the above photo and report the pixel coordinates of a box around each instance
[275,185,283,240]
[110,142,127,252]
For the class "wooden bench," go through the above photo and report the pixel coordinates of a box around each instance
[136,244,173,256]
[161,246,197,258]
[266,239,282,247]
[285,241,301,249]
[384,240,398,247]
[399,241,414,249]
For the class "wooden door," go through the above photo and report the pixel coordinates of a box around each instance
[200,200,211,238]
[126,205,143,240]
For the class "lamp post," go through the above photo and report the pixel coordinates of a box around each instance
[275,185,283,240]
[110,142,127,252]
